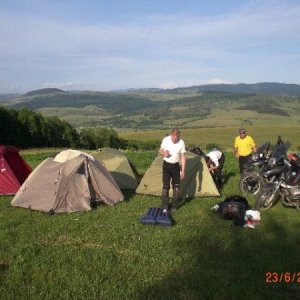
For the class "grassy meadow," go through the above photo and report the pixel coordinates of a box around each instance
[1,149,300,299]
[36,103,300,130]
[120,124,300,151]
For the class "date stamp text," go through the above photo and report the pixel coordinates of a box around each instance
[266,272,300,283]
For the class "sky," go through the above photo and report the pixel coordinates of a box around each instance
[0,0,300,93]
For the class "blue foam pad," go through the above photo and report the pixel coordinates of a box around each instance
[140,207,173,226]
[140,207,161,225]
[156,209,172,227]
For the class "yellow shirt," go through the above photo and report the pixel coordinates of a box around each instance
[234,135,256,157]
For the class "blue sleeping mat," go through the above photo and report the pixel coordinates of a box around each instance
[140,207,173,226]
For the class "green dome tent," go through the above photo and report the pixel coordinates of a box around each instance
[91,148,139,190]
[136,151,220,199]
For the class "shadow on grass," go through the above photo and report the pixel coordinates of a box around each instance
[0,262,9,281]
[122,190,137,201]
[139,216,300,299]
[214,171,237,197]
[223,171,236,186]
[177,196,196,210]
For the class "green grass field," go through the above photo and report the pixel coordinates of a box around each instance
[120,125,300,151]
[1,150,300,299]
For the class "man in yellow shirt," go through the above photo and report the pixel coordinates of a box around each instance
[234,127,257,174]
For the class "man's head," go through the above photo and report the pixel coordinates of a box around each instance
[205,156,213,165]
[239,127,247,138]
[171,128,180,143]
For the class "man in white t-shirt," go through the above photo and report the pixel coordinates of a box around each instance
[205,149,225,187]
[159,128,186,212]
[206,149,223,172]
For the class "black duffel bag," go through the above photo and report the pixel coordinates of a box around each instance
[216,195,249,226]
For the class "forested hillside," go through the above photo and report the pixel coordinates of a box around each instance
[0,106,162,150]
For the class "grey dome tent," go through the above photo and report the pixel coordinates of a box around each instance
[136,151,220,199]
[11,150,124,213]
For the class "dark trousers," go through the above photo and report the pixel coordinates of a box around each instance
[161,161,180,209]
[212,153,225,187]
[239,154,251,174]
[163,161,180,188]
[215,153,225,176]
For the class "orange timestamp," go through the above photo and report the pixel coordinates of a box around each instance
[266,272,300,283]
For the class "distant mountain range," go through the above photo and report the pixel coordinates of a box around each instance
[122,82,300,96]
[0,93,19,102]
[1,82,300,97]
[1,82,300,129]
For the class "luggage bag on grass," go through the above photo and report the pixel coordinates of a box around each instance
[213,195,249,226]
[140,207,173,227]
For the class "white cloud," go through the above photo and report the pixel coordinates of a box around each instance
[205,78,233,85]
[0,1,300,92]
[1,2,299,58]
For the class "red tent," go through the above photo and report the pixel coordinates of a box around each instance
[0,145,32,195]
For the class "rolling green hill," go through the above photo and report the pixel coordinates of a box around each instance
[2,82,300,129]
[24,88,67,96]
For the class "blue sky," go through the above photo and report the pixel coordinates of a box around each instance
[0,0,299,93]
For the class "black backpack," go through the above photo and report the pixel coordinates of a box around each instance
[217,195,249,226]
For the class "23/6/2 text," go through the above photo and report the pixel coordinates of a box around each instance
[266,272,300,283]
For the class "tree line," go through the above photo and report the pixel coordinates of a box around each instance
[0,107,160,150]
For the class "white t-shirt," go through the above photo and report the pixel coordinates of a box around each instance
[160,135,186,163]
[206,150,222,167]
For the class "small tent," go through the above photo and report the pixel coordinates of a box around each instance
[136,151,220,198]
[11,150,124,213]
[91,147,139,190]
[0,145,32,195]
